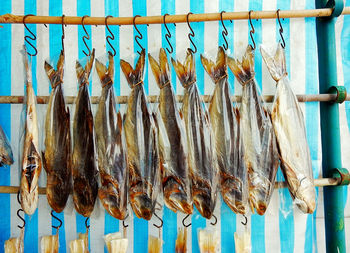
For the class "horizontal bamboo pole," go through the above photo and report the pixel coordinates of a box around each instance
[0,177,341,194]
[0,7,349,26]
[0,93,348,104]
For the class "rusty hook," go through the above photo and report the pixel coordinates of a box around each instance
[81,15,91,56]
[105,15,116,56]
[163,14,176,54]
[23,14,37,57]
[51,210,63,230]
[153,212,163,229]
[133,15,144,55]
[16,191,25,229]
[123,213,129,228]
[182,214,192,227]
[186,12,197,54]
[85,217,90,229]
[241,214,248,226]
[277,9,286,49]
[61,15,66,54]
[220,11,232,51]
[210,214,217,226]
[248,10,256,50]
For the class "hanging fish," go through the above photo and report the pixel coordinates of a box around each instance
[72,49,98,217]
[260,44,316,213]
[175,228,187,253]
[148,48,193,215]
[227,45,279,215]
[4,228,24,253]
[120,49,160,221]
[41,233,59,253]
[20,46,42,215]
[201,47,248,215]
[42,51,72,213]
[0,125,14,167]
[171,50,218,219]
[95,53,128,220]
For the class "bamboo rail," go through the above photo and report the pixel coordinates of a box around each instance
[0,7,349,26]
[0,93,349,104]
[0,177,340,194]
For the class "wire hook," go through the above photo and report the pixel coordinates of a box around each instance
[16,191,25,229]
[163,14,176,54]
[85,217,90,229]
[186,12,197,54]
[23,14,37,57]
[123,213,129,228]
[153,212,164,229]
[61,15,66,54]
[210,214,217,226]
[248,10,256,50]
[220,11,232,51]
[81,15,91,56]
[182,214,192,227]
[105,15,116,56]
[133,15,144,55]
[51,210,63,230]
[277,9,286,49]
[241,214,248,226]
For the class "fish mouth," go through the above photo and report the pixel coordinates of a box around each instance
[249,195,268,215]
[98,188,127,220]
[193,193,214,219]
[222,194,246,215]
[166,192,193,215]
[0,154,13,166]
[130,193,154,220]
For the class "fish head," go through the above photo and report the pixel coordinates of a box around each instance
[167,191,193,215]
[130,193,154,220]
[0,148,14,166]
[295,177,316,214]
[98,187,127,220]
[193,193,214,219]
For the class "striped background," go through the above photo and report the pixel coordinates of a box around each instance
[0,0,349,252]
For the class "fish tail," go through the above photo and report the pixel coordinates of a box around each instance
[116,111,123,131]
[260,44,287,82]
[201,46,227,83]
[148,48,171,89]
[148,236,162,253]
[175,228,187,253]
[171,49,196,88]
[227,45,255,86]
[120,49,145,88]
[22,45,32,85]
[76,49,95,85]
[95,53,114,87]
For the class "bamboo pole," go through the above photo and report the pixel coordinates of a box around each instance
[0,93,348,104]
[0,7,349,26]
[0,177,341,194]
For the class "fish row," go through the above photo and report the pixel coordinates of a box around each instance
[16,43,315,221]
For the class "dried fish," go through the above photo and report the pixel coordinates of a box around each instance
[260,44,316,213]
[227,46,279,215]
[95,53,128,220]
[43,51,72,213]
[69,231,89,253]
[4,228,24,253]
[148,236,163,253]
[198,229,219,253]
[120,50,160,220]
[0,125,13,167]
[171,50,218,219]
[201,47,248,214]
[72,49,98,217]
[175,228,187,253]
[20,46,42,215]
[149,48,192,215]
[41,233,59,253]
[104,232,128,253]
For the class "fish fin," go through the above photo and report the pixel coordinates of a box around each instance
[107,52,115,77]
[76,49,95,85]
[84,48,96,78]
[57,50,65,73]
[120,49,145,88]
[148,53,162,88]
[148,236,162,253]
[201,46,227,83]
[175,228,187,253]
[44,61,56,88]
[75,61,84,82]
[149,48,171,89]
[260,44,286,81]
[171,49,196,88]
[95,59,108,84]
[116,111,123,131]
[228,45,255,86]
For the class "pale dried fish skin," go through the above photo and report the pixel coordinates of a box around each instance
[0,125,13,167]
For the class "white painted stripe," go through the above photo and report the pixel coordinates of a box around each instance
[265,191,280,253]
[90,200,105,252]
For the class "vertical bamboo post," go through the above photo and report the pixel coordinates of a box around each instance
[315,0,346,252]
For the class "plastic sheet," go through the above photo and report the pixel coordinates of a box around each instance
[72,49,98,217]
[95,53,128,220]
[0,124,13,167]
[120,49,160,221]
[148,48,192,215]
[19,45,42,215]
[260,44,316,213]
[171,50,218,220]
[227,45,279,215]
[201,46,248,215]
[40,233,59,253]
[4,228,24,253]
[198,228,219,253]
[42,51,72,213]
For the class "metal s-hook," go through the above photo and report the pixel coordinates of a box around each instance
[105,15,116,56]
[248,10,256,50]
[210,214,217,226]
[277,9,286,49]
[51,210,63,230]
[23,14,38,57]
[153,212,164,229]
[182,214,191,227]
[61,15,66,54]
[220,11,232,51]
[241,214,248,226]
[163,14,176,54]
[81,15,91,56]
[186,12,197,54]
[133,15,144,55]
[16,191,25,229]
[122,213,129,228]
[85,217,90,229]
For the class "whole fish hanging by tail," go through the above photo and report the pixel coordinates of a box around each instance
[43,51,72,213]
[171,50,218,219]
[121,50,160,221]
[260,44,316,213]
[72,49,98,217]
[201,46,248,215]
[227,45,279,215]
[20,45,42,215]
[149,48,193,215]
[95,53,128,220]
